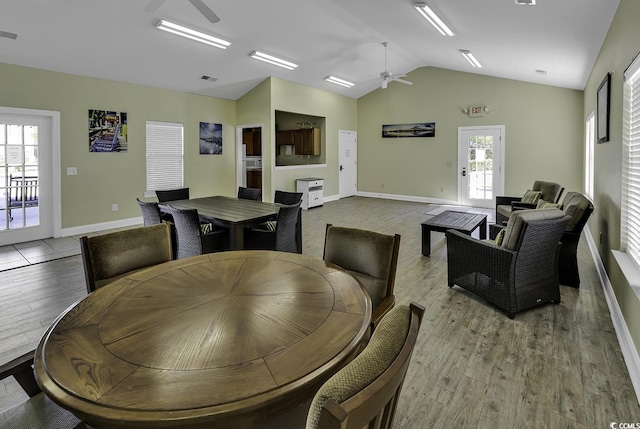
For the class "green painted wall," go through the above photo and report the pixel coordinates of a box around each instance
[584,0,640,356]
[357,67,584,201]
[270,78,358,198]
[0,62,236,229]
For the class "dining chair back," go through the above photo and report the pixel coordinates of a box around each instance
[274,190,303,205]
[323,225,401,326]
[238,186,262,201]
[136,198,162,226]
[165,205,229,259]
[305,302,425,429]
[244,202,302,253]
[80,223,173,293]
[155,187,190,202]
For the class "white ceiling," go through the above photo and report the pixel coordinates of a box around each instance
[0,0,620,100]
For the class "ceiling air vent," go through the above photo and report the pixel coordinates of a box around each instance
[514,0,536,4]
[201,75,218,81]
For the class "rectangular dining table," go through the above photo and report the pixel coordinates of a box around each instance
[159,195,289,250]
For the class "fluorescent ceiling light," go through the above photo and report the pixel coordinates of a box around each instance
[249,51,298,70]
[515,0,536,4]
[413,2,454,37]
[156,20,230,49]
[460,50,483,68]
[324,76,355,88]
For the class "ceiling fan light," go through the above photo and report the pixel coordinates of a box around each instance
[324,75,355,88]
[250,51,298,70]
[156,20,230,49]
[459,50,483,68]
[413,2,454,37]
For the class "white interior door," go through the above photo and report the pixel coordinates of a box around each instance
[0,112,53,245]
[458,126,504,208]
[339,130,357,198]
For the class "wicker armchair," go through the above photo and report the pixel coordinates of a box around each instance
[557,192,594,288]
[447,208,570,318]
[244,202,302,253]
[165,205,229,259]
[495,180,564,224]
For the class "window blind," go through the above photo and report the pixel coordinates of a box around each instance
[621,55,640,266]
[146,121,183,194]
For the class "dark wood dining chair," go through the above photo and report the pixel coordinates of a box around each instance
[323,224,401,326]
[80,223,173,293]
[305,302,425,429]
[238,186,262,201]
[165,205,229,259]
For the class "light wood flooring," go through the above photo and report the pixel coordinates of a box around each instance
[1,196,639,427]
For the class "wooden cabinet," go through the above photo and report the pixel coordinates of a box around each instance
[246,170,262,189]
[296,178,323,210]
[276,128,320,155]
[243,130,261,156]
[294,128,320,155]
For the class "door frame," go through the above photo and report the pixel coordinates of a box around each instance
[236,124,264,192]
[0,106,61,241]
[338,130,357,198]
[457,125,505,208]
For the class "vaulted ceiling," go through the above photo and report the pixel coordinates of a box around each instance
[0,0,620,100]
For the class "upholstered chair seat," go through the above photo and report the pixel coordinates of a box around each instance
[495,180,564,224]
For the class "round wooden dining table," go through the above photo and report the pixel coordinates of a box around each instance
[34,250,371,428]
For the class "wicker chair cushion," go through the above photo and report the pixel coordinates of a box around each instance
[305,305,411,429]
[522,189,542,204]
[501,208,565,251]
[561,192,591,231]
[496,204,513,219]
[88,223,173,288]
[533,180,563,202]
[536,200,561,209]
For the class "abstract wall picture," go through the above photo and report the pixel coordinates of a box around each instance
[88,110,127,152]
[382,122,435,138]
[199,122,222,154]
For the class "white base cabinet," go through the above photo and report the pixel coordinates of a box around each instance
[296,178,324,210]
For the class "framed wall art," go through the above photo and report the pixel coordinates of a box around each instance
[199,122,222,154]
[597,72,610,143]
[88,110,127,152]
[382,122,435,138]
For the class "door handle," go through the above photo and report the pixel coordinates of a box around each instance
[461,167,467,177]
[339,165,343,171]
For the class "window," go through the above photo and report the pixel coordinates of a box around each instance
[621,55,640,266]
[585,112,595,199]
[145,121,183,197]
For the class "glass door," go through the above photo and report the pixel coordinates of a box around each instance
[0,114,52,244]
[458,126,504,208]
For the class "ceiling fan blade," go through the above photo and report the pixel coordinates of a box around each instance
[188,0,220,23]
[395,78,413,86]
[143,0,166,13]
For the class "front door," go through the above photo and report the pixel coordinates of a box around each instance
[339,130,357,198]
[458,126,504,208]
[0,112,53,245]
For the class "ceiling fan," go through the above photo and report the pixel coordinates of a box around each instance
[378,42,412,89]
[144,0,220,24]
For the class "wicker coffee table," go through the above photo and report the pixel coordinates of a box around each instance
[421,210,487,256]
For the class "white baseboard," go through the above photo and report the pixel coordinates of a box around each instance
[58,217,143,237]
[356,191,458,205]
[585,226,640,405]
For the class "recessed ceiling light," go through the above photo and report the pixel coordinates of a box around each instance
[515,0,536,5]
[413,2,455,37]
[156,20,230,49]
[249,51,298,70]
[0,30,18,40]
[459,50,482,68]
[324,76,355,88]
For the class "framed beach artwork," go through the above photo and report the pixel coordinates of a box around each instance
[199,122,222,154]
[382,122,435,138]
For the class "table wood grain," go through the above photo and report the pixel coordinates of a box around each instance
[159,196,282,250]
[34,251,371,428]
